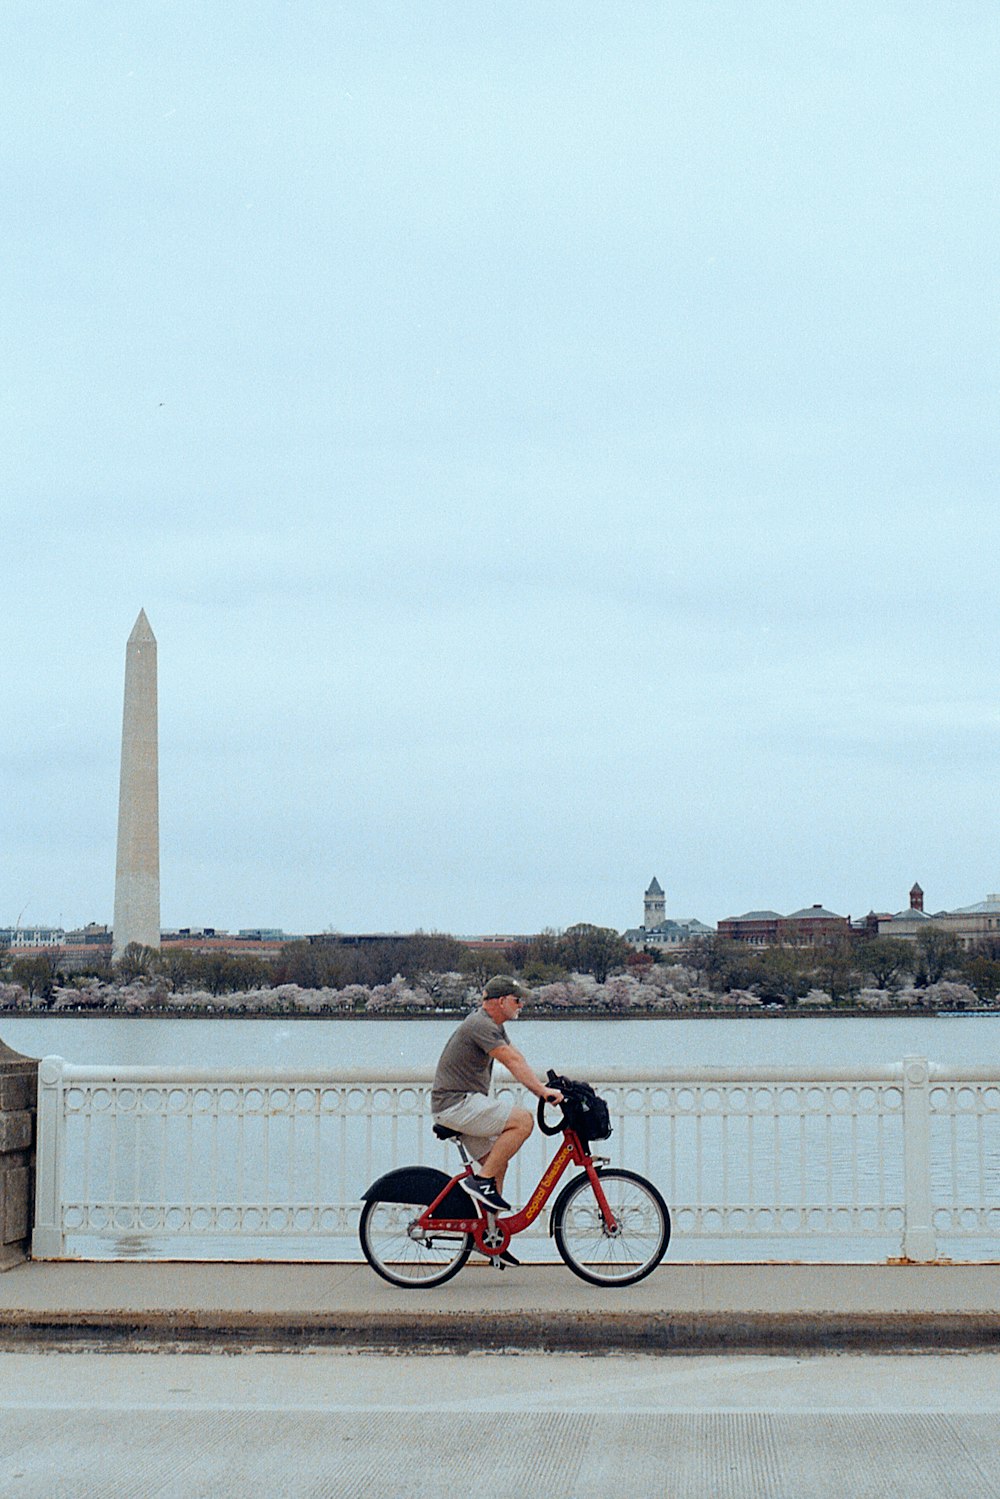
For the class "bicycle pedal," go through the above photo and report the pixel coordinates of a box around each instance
[488,1248,520,1268]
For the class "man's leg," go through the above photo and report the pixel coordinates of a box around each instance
[480,1107,533,1195]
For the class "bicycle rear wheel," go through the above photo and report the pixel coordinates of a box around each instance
[553,1167,670,1287]
[359,1196,472,1288]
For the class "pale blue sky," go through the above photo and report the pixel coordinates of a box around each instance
[4,2,999,936]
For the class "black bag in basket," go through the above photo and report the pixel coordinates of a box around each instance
[547,1071,612,1145]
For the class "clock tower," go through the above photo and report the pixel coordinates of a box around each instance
[644,877,665,931]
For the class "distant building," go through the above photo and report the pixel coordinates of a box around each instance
[875,883,933,941]
[159,927,288,957]
[64,923,112,947]
[458,935,533,949]
[878,885,1000,949]
[623,877,714,952]
[781,905,852,945]
[947,895,1000,946]
[716,911,783,946]
[718,904,851,946]
[305,932,402,948]
[0,926,66,949]
[2,921,290,967]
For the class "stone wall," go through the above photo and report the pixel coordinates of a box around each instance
[0,1037,39,1271]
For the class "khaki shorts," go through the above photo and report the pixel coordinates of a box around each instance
[432,1093,514,1164]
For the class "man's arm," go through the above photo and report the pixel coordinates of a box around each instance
[490,1044,563,1103]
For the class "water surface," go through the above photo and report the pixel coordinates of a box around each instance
[3,1011,995,1072]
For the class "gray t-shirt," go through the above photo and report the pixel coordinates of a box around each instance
[431,1008,509,1112]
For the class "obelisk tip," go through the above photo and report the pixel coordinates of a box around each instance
[128,609,156,645]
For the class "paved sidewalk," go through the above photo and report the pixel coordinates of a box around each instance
[3,1260,1000,1351]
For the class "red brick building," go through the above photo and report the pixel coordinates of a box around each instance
[716,910,782,946]
[718,904,850,947]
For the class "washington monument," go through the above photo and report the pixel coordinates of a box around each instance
[112,610,160,959]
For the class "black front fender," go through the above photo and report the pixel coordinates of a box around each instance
[362,1166,471,1218]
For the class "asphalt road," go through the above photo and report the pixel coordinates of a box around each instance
[3,1350,1000,1497]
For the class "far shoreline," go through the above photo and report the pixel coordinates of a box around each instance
[3,1005,994,1021]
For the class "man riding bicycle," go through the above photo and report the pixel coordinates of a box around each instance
[431,975,564,1213]
[361,983,668,1287]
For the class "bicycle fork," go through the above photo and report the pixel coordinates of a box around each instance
[582,1156,620,1235]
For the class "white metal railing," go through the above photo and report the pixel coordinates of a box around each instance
[30,1055,1000,1262]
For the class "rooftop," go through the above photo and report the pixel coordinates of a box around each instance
[785,905,846,921]
[951,895,1000,915]
[726,910,783,922]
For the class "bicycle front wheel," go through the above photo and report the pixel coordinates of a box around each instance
[359,1197,472,1289]
[553,1168,670,1287]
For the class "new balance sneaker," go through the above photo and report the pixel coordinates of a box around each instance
[479,1246,521,1267]
[461,1174,511,1212]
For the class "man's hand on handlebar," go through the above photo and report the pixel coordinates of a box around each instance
[536,1085,569,1135]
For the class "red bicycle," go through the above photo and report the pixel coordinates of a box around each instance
[359,1084,670,1288]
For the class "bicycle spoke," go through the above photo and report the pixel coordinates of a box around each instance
[554,1169,670,1287]
[360,1198,472,1288]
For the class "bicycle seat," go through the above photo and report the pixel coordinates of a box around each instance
[432,1123,461,1140]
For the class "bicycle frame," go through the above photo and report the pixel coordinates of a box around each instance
[414,1129,615,1258]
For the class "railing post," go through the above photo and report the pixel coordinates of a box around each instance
[901,1055,936,1262]
[31,1057,66,1258]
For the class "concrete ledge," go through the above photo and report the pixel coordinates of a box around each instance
[4,1261,1000,1352]
[3,1308,1000,1354]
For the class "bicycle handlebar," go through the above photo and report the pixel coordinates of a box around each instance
[537,1068,570,1135]
[536,1094,564,1136]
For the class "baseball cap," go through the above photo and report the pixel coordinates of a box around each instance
[483,975,529,1001]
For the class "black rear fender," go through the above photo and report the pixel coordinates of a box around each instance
[362,1166,449,1203]
[361,1166,471,1218]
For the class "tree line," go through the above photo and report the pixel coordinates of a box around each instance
[0,923,635,1003]
[4,923,1000,1009]
[683,929,1000,1005]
